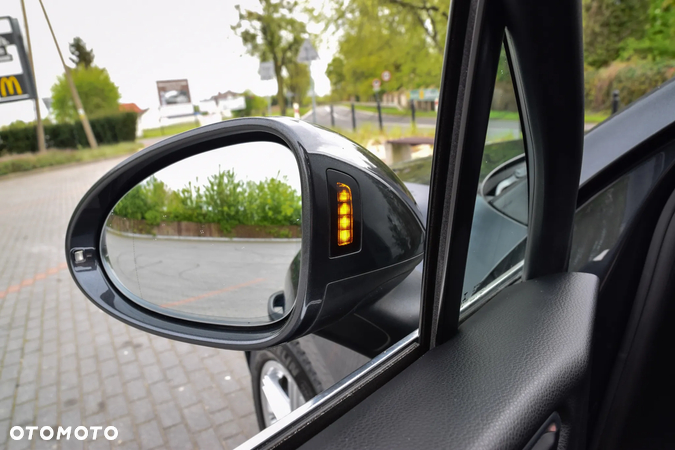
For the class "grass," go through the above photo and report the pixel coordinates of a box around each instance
[584,111,611,123]
[142,122,200,139]
[489,110,520,121]
[0,141,143,177]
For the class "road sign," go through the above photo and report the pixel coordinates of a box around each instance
[381,70,391,82]
[372,78,381,91]
[258,61,275,81]
[0,17,36,104]
[409,88,439,101]
[297,39,319,63]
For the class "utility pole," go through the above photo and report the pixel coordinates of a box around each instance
[37,0,97,148]
[19,0,45,152]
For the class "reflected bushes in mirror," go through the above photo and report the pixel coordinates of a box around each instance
[110,169,301,238]
[101,142,303,326]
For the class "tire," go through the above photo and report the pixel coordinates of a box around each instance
[249,341,324,430]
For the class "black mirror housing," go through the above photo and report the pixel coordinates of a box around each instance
[66,117,424,350]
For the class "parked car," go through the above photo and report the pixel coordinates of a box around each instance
[64,0,675,448]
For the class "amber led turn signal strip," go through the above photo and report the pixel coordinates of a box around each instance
[336,182,353,246]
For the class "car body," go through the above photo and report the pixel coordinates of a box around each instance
[248,76,675,430]
[64,0,675,447]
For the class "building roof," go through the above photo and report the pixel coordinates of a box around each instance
[119,103,144,114]
[211,91,241,101]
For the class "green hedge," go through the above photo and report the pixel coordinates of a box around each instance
[0,112,138,155]
[112,169,302,233]
[585,60,675,111]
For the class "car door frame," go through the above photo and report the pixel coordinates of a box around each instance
[239,0,585,447]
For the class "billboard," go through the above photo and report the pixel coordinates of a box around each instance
[0,17,36,104]
[156,79,191,106]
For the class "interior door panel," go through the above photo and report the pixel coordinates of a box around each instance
[300,273,598,450]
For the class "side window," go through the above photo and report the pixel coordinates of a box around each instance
[461,44,526,309]
[570,142,675,271]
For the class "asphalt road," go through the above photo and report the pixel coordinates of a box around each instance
[104,231,301,325]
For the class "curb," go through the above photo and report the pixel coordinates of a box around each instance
[105,227,302,243]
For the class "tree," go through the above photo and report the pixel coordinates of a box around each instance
[619,0,675,61]
[382,0,448,54]
[232,0,308,115]
[321,0,445,100]
[583,0,651,68]
[326,56,347,100]
[51,66,121,122]
[285,62,310,105]
[69,37,95,68]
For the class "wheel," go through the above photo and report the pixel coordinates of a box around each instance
[249,341,324,430]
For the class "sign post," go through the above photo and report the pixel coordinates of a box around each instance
[17,4,45,153]
[297,39,319,124]
[351,102,356,131]
[259,61,275,116]
[373,78,383,131]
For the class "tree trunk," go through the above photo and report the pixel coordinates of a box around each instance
[275,64,286,116]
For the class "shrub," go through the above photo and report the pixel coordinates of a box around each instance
[585,60,675,111]
[0,112,138,155]
[112,170,302,233]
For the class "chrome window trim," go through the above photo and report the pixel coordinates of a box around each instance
[459,260,524,323]
[236,258,523,449]
[236,329,419,450]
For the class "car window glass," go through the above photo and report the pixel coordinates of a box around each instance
[241,0,449,433]
[461,44,526,308]
[570,141,675,272]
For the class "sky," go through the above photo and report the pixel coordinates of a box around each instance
[0,0,334,127]
[152,141,301,193]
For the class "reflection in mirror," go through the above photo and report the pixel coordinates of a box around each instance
[101,142,302,326]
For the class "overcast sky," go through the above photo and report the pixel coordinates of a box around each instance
[153,141,301,193]
[1,0,333,126]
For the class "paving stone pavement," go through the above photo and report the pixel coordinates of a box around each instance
[0,157,260,449]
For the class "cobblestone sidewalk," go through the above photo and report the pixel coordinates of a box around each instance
[0,157,259,449]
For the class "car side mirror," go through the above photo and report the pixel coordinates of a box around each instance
[66,117,424,350]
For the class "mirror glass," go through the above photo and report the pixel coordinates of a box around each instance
[101,141,302,326]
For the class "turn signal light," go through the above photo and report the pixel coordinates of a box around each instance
[337,182,353,246]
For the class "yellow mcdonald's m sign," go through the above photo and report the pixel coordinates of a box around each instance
[0,76,23,97]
